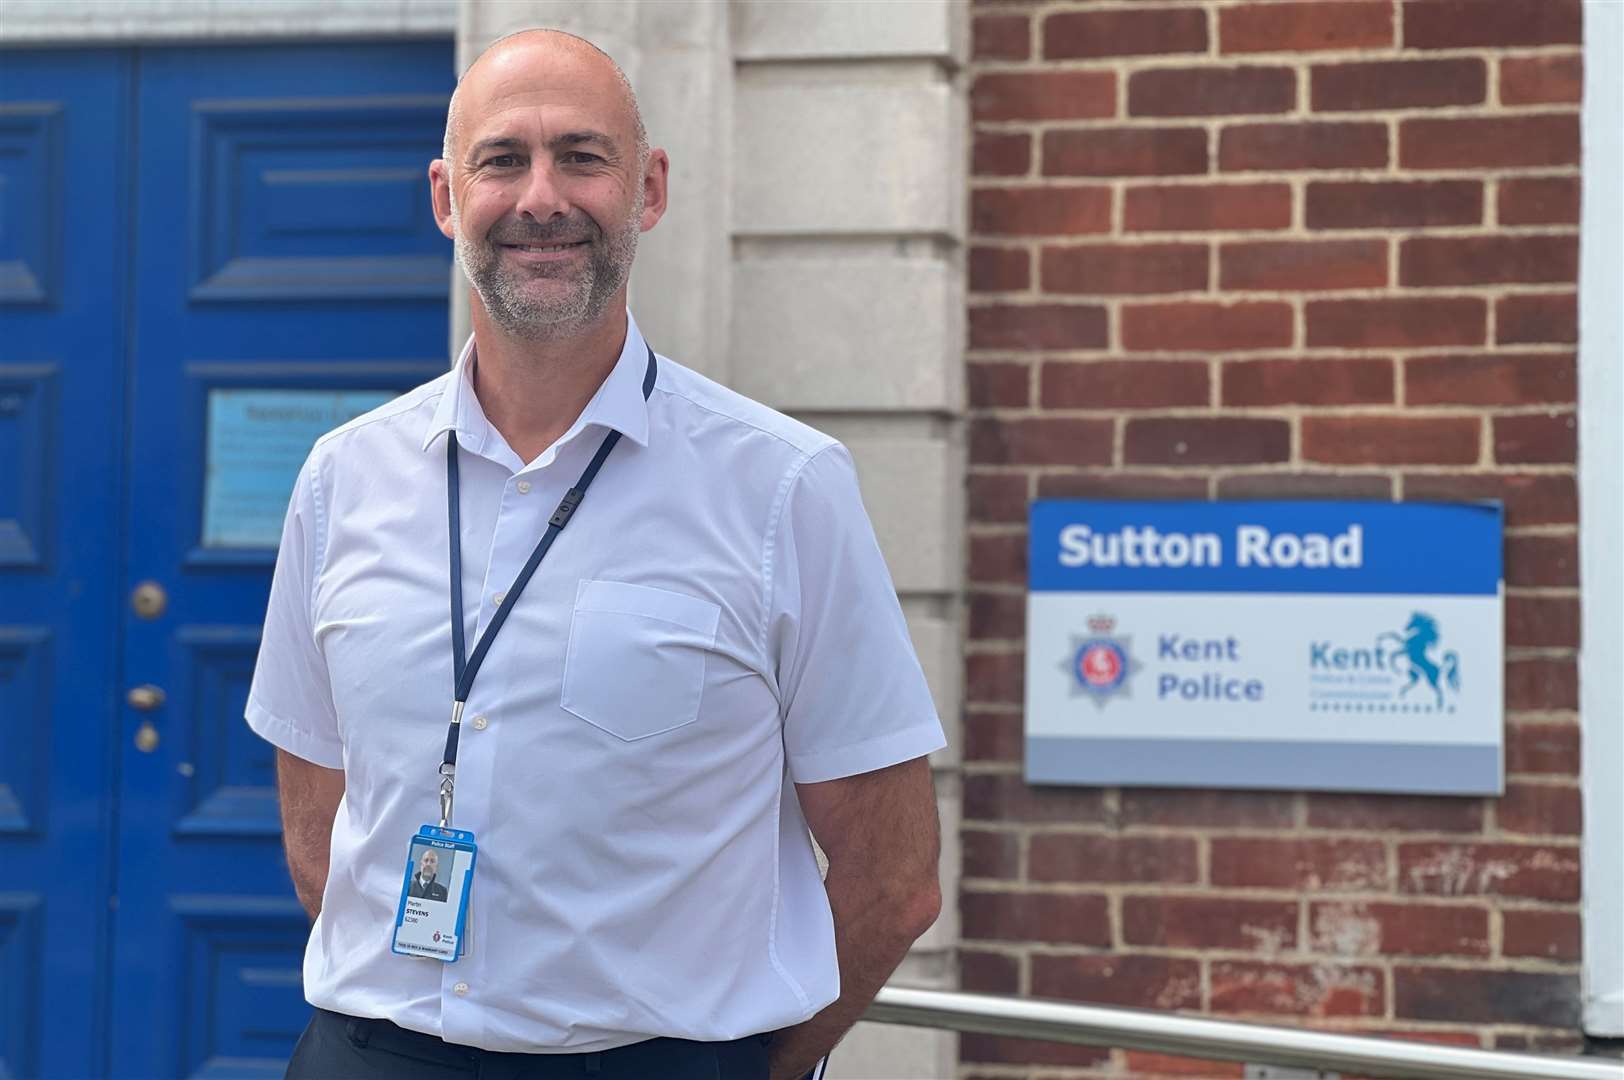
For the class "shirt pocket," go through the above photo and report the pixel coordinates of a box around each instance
[560,579,721,741]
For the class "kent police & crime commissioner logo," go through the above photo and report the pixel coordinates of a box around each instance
[1308,611,1462,715]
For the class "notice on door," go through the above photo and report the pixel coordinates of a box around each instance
[203,389,393,548]
[1026,500,1504,796]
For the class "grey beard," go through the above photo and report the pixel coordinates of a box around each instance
[453,204,640,340]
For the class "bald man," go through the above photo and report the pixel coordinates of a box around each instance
[254,28,944,1080]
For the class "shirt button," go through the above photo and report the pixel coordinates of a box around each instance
[493,591,506,606]
[516,480,532,494]
[472,715,488,731]
[453,981,470,996]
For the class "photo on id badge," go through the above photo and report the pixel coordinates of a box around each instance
[393,836,473,960]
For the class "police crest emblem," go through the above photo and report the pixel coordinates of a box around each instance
[1060,614,1140,707]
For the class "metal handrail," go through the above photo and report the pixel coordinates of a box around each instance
[867,987,1624,1080]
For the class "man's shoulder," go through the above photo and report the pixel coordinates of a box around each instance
[653,356,836,462]
[309,371,453,463]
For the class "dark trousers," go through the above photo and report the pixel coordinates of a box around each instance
[287,1008,772,1080]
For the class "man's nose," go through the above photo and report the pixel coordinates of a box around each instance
[514,160,569,222]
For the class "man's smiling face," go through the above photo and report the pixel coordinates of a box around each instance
[431,35,664,339]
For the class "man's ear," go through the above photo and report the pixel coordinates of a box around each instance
[639,149,670,234]
[429,159,456,240]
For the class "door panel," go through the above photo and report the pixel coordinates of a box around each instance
[190,95,452,303]
[110,42,453,1077]
[0,48,132,1079]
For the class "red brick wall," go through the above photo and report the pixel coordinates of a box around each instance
[963,1,1583,1074]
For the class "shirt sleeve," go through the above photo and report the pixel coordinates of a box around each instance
[769,443,946,784]
[245,450,344,769]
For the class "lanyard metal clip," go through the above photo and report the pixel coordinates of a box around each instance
[438,764,456,828]
[437,700,464,827]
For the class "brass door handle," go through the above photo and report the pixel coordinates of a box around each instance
[127,684,166,711]
[131,581,168,620]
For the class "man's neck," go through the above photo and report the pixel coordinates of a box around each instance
[467,299,630,465]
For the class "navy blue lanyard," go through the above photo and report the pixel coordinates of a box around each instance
[437,345,656,825]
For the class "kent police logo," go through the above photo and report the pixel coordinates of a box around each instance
[1059,614,1140,707]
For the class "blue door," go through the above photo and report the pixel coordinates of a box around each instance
[1,47,133,1080]
[2,41,452,1078]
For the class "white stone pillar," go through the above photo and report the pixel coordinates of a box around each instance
[459,4,968,1075]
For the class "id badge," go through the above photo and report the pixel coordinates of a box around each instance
[391,825,477,962]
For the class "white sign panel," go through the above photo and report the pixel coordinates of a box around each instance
[1025,501,1504,795]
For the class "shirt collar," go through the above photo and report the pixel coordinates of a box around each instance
[421,311,654,457]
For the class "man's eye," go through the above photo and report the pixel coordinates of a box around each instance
[484,155,518,168]
[563,151,603,165]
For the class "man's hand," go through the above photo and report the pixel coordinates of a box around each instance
[275,748,345,920]
[767,756,941,1080]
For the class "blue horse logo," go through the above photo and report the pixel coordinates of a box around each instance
[1378,612,1460,708]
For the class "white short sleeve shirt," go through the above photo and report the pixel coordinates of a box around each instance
[246,314,945,1052]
